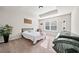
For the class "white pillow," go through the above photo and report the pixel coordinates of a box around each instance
[27,30,34,32]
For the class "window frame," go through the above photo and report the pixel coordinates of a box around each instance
[44,21,57,31]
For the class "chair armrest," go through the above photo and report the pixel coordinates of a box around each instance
[53,38,79,47]
[59,35,79,42]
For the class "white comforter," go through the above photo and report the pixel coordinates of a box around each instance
[22,31,45,44]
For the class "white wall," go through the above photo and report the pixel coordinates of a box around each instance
[0,6,39,40]
[57,6,79,35]
[71,7,79,35]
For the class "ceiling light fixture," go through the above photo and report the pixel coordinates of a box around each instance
[39,6,43,8]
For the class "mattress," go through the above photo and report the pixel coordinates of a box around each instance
[22,31,43,44]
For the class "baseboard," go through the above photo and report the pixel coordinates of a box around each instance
[9,34,21,40]
[0,34,21,42]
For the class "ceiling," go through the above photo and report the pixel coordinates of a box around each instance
[0,6,56,16]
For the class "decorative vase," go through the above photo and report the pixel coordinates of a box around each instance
[3,34,9,43]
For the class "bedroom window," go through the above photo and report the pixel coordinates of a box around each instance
[45,22,50,30]
[51,21,57,30]
[45,21,57,31]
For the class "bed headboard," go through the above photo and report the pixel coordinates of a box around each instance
[22,28,34,32]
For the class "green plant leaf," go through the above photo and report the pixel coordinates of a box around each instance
[0,24,13,36]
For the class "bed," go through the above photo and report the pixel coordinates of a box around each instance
[21,28,46,44]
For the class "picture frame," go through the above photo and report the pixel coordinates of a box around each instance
[24,18,32,24]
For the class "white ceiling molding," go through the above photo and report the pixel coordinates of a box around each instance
[39,9,58,18]
[39,12,71,20]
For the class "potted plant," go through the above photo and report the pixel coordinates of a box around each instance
[0,24,13,43]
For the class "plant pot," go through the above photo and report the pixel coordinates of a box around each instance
[3,34,9,43]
